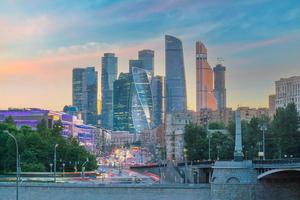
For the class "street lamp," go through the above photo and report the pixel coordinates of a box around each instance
[259,124,267,160]
[4,130,19,200]
[81,157,89,178]
[183,148,188,184]
[54,144,59,182]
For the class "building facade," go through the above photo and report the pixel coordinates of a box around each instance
[151,76,163,128]
[101,53,118,130]
[131,66,154,133]
[196,41,216,111]
[72,67,98,125]
[165,112,193,162]
[213,64,226,110]
[275,76,300,113]
[165,35,187,113]
[138,49,154,77]
[113,73,135,132]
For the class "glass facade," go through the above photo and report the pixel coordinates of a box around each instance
[113,73,135,132]
[151,76,163,127]
[165,35,187,113]
[138,49,154,77]
[101,53,118,130]
[72,67,98,125]
[131,67,153,132]
[214,64,226,110]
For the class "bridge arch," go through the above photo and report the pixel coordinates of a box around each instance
[258,168,300,180]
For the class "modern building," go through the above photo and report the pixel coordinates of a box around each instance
[196,41,217,111]
[214,64,226,110]
[113,73,135,132]
[165,35,187,113]
[151,76,163,128]
[63,105,80,118]
[101,53,118,130]
[72,67,98,125]
[165,112,193,162]
[268,94,276,117]
[0,108,104,153]
[131,66,153,133]
[138,49,154,77]
[275,76,300,113]
[129,59,143,73]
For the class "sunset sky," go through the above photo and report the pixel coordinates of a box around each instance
[1,0,300,111]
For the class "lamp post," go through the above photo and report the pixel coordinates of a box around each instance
[183,148,188,184]
[4,130,19,200]
[54,144,59,182]
[259,124,267,160]
[81,158,89,178]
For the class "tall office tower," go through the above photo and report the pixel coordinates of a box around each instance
[113,73,135,132]
[129,59,143,73]
[138,49,154,77]
[101,53,118,130]
[151,76,163,128]
[213,64,226,110]
[131,66,153,132]
[72,67,98,125]
[165,35,187,113]
[196,41,217,111]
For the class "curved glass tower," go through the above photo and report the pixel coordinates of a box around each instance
[131,66,153,132]
[165,35,187,113]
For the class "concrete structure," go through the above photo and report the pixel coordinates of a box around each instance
[275,76,300,113]
[0,183,211,200]
[101,53,118,130]
[110,131,136,146]
[268,94,276,117]
[165,112,193,161]
[138,49,154,77]
[234,108,244,161]
[196,41,216,111]
[165,35,187,113]
[72,67,98,125]
[213,64,226,110]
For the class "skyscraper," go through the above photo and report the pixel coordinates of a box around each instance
[129,59,143,73]
[138,49,154,77]
[196,41,217,111]
[72,67,98,125]
[131,66,153,132]
[165,35,187,113]
[151,76,163,127]
[213,64,226,110]
[101,53,118,130]
[113,73,135,132]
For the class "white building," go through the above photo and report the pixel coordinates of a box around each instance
[275,76,300,112]
[165,112,193,162]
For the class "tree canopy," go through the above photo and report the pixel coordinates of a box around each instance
[0,120,97,173]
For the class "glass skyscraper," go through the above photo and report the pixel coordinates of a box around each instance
[213,64,226,110]
[165,35,187,113]
[101,53,118,130]
[138,49,154,77]
[131,66,153,132]
[113,73,135,132]
[72,67,98,125]
[151,75,163,127]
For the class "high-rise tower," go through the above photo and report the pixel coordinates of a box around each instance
[213,64,226,110]
[72,67,98,125]
[165,35,187,113]
[101,53,118,130]
[151,76,163,128]
[196,41,216,111]
[138,49,154,77]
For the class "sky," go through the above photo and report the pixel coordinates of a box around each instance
[1,0,300,111]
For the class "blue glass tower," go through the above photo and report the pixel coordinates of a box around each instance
[138,49,154,77]
[101,53,118,130]
[165,35,187,113]
[72,67,98,125]
[151,76,163,127]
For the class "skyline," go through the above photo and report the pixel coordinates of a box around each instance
[1,0,300,111]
